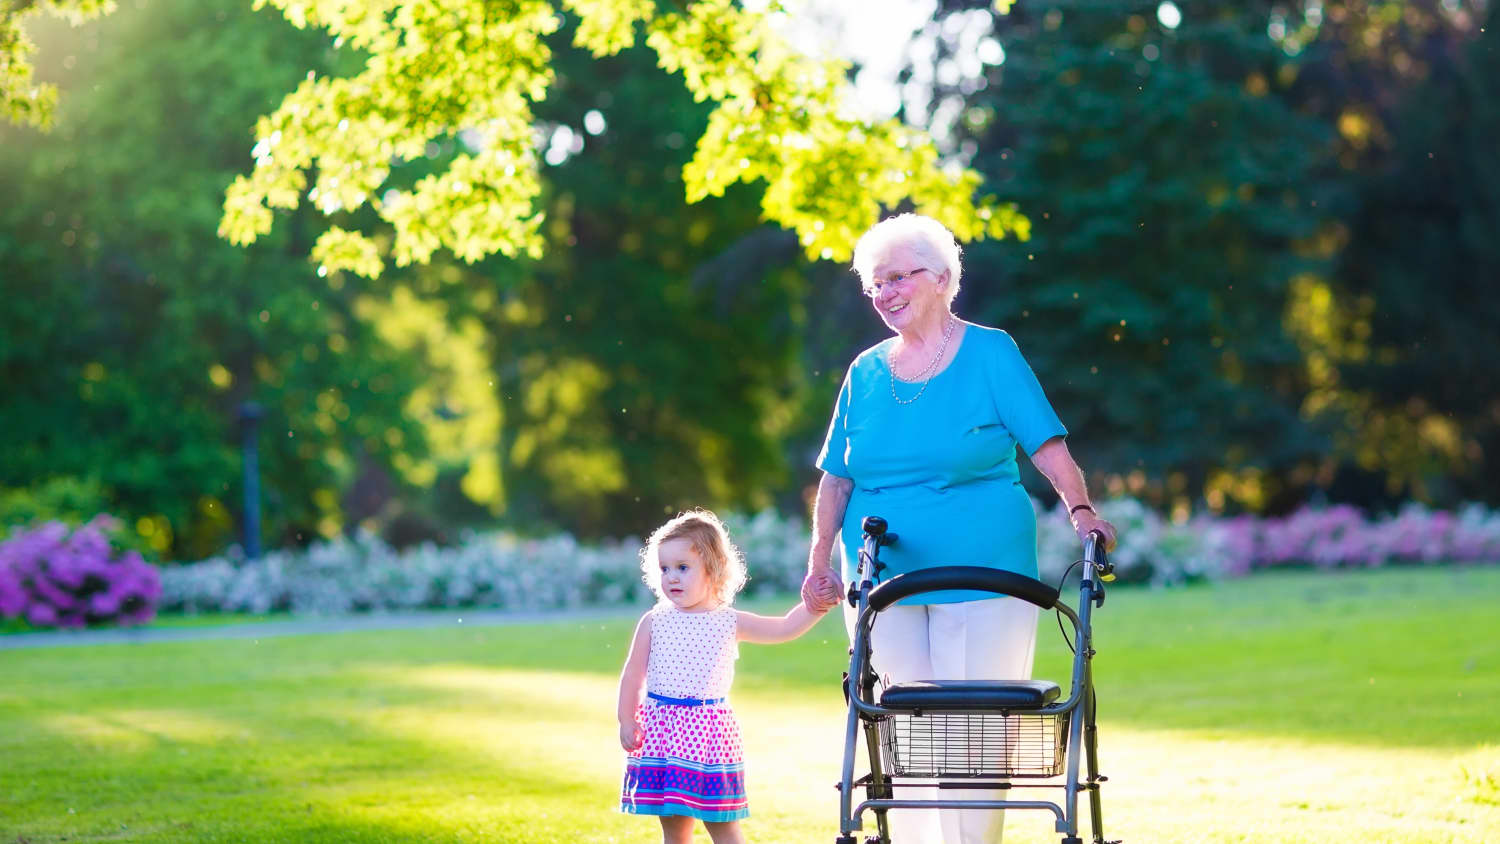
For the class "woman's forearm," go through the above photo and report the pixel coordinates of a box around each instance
[1030,436,1118,547]
[1030,437,1090,511]
[808,472,854,571]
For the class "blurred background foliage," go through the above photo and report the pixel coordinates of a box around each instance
[0,0,1495,559]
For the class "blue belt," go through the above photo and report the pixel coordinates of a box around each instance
[648,692,725,706]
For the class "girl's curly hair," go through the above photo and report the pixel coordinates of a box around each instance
[639,509,747,606]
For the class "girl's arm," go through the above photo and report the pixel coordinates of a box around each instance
[616,612,652,751]
[736,599,830,645]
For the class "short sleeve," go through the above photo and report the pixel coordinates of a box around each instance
[989,331,1067,455]
[814,365,855,479]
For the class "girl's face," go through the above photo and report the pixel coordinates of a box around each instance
[657,537,716,612]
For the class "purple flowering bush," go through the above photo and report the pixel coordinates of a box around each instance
[0,517,162,628]
[1218,502,1500,573]
[1039,498,1500,586]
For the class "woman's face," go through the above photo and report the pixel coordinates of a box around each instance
[865,242,949,332]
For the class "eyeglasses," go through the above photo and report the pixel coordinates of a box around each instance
[864,267,932,298]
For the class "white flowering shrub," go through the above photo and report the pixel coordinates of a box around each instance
[157,501,1500,618]
[1034,497,1232,587]
[722,509,812,596]
[159,512,814,617]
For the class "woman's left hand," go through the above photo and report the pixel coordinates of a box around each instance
[1071,509,1117,551]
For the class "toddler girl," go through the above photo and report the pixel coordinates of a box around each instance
[617,509,835,844]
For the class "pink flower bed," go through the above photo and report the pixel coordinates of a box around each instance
[0,517,161,629]
[1219,503,1500,575]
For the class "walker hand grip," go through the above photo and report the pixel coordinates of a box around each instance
[865,566,1060,613]
[1085,530,1114,581]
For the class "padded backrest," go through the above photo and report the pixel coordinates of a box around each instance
[866,566,1059,612]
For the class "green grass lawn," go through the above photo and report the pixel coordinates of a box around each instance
[2,565,1498,843]
[2,610,294,635]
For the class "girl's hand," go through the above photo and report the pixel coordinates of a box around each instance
[801,566,843,611]
[619,719,643,752]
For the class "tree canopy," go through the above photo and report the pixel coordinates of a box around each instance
[0,0,113,129]
[0,0,430,556]
[215,0,1028,277]
[2,0,1495,559]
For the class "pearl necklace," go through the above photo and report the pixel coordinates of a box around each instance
[888,316,956,405]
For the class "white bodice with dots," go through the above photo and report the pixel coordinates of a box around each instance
[645,604,739,700]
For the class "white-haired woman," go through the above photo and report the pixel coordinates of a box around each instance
[802,213,1117,844]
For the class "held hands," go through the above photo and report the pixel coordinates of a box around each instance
[801,565,844,613]
[619,719,643,752]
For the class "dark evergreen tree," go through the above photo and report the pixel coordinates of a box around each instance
[949,1,1338,512]
[1331,3,1500,504]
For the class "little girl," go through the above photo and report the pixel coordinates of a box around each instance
[617,509,834,844]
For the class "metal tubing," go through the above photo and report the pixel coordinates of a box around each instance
[853,799,1065,824]
[1062,573,1095,837]
[862,713,889,802]
[1083,664,1105,843]
[837,685,862,833]
[838,528,886,835]
[1063,532,1105,839]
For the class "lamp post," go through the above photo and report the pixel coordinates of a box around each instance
[238,401,264,560]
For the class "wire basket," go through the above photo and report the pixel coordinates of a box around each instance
[878,711,1068,778]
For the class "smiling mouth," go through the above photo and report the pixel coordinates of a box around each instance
[886,303,907,314]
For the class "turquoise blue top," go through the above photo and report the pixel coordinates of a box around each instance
[816,325,1067,604]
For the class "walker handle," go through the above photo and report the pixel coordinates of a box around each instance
[865,566,1060,613]
[1085,530,1114,582]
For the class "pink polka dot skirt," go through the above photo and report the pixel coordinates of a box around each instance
[622,700,748,821]
[621,605,748,822]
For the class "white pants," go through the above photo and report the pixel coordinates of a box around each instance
[845,597,1040,844]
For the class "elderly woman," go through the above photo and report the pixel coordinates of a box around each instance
[802,213,1117,844]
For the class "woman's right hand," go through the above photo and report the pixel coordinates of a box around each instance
[619,719,643,752]
[801,565,844,612]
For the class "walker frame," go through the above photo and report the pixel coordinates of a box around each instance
[834,515,1119,844]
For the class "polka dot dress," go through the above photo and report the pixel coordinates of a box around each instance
[621,604,748,822]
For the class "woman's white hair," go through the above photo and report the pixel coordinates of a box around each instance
[851,213,964,305]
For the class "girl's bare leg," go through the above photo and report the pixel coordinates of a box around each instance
[660,815,695,844]
[704,820,747,844]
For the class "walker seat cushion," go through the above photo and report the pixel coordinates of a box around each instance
[879,679,1061,711]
